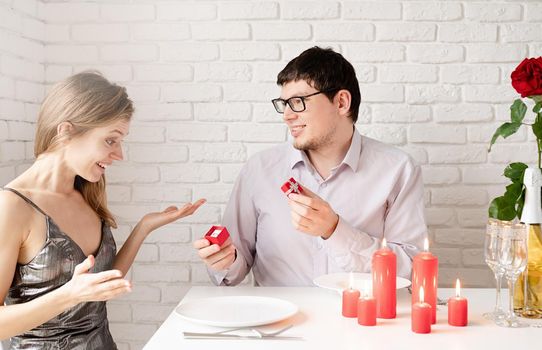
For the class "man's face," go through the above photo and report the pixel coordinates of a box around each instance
[280,80,339,152]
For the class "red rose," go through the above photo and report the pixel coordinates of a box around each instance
[511,57,542,98]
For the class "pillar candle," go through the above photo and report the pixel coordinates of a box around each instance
[372,239,396,319]
[412,237,438,324]
[412,286,432,334]
[357,285,376,326]
[448,279,468,327]
[342,273,360,318]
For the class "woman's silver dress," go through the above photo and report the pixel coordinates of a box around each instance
[3,188,118,350]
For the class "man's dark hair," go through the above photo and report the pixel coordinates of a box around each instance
[277,46,361,123]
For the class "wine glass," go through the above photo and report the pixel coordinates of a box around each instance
[483,219,506,320]
[496,222,529,328]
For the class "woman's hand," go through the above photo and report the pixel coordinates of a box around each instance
[62,255,131,307]
[112,199,206,276]
[137,199,206,235]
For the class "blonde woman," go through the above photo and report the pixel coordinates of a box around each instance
[0,72,205,349]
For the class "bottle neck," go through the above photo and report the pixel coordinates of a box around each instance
[521,185,542,224]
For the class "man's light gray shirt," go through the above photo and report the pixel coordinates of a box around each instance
[209,128,427,286]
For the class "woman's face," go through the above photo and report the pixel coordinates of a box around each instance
[64,118,130,182]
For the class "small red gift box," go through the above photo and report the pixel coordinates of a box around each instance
[204,226,230,246]
[281,177,303,196]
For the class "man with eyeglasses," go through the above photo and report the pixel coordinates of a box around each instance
[194,47,426,286]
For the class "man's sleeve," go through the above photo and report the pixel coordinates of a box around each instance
[207,164,258,286]
[323,159,426,279]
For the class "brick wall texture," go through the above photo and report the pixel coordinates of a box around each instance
[1,1,541,348]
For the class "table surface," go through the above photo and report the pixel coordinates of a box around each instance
[144,286,542,350]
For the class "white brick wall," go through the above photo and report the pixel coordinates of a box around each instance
[2,0,542,348]
[0,3,42,346]
[0,0,43,183]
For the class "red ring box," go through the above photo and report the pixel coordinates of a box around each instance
[204,225,230,246]
[281,177,303,196]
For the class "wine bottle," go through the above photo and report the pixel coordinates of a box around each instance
[514,167,542,318]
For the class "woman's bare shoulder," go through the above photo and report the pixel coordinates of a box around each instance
[0,189,35,231]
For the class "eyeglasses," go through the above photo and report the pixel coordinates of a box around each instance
[271,89,338,114]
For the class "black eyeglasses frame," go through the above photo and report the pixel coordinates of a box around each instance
[271,88,340,114]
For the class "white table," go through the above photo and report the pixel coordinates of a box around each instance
[144,286,541,350]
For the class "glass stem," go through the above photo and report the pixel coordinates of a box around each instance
[495,272,503,312]
[508,275,516,319]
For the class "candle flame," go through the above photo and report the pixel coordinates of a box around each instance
[455,278,461,298]
[382,238,387,248]
[423,237,429,252]
[419,286,425,303]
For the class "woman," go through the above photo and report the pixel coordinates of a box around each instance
[0,71,205,349]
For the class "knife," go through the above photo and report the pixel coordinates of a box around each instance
[182,332,303,340]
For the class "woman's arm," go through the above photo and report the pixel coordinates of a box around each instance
[113,200,205,276]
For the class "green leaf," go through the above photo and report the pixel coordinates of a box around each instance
[517,188,526,219]
[489,122,522,151]
[489,163,527,221]
[488,196,517,221]
[534,102,542,114]
[488,197,501,219]
[503,162,528,182]
[533,114,542,140]
[511,99,527,124]
[504,182,523,201]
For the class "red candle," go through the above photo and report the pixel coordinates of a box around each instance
[372,239,397,319]
[342,273,360,318]
[412,286,432,334]
[357,285,376,326]
[412,238,438,324]
[448,279,468,327]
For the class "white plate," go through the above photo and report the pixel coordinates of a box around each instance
[313,272,411,293]
[175,296,298,327]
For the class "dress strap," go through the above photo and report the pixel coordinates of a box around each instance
[2,187,48,217]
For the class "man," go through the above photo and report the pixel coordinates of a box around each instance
[193,47,426,286]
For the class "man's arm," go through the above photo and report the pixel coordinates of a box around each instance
[323,159,426,278]
[199,164,258,286]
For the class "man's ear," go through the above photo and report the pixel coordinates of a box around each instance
[336,90,352,117]
[57,121,74,138]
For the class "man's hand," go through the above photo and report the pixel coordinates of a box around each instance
[287,185,339,239]
[193,237,237,271]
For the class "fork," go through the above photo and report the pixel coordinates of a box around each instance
[250,324,293,337]
[183,324,301,340]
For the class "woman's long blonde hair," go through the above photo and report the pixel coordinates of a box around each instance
[35,71,134,228]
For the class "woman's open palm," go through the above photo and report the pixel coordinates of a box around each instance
[138,199,206,234]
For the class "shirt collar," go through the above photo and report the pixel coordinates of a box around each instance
[288,145,305,169]
[287,127,362,172]
[342,127,362,171]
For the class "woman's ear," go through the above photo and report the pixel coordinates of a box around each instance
[56,121,73,138]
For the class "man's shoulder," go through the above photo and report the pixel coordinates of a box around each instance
[243,142,291,171]
[361,135,413,163]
